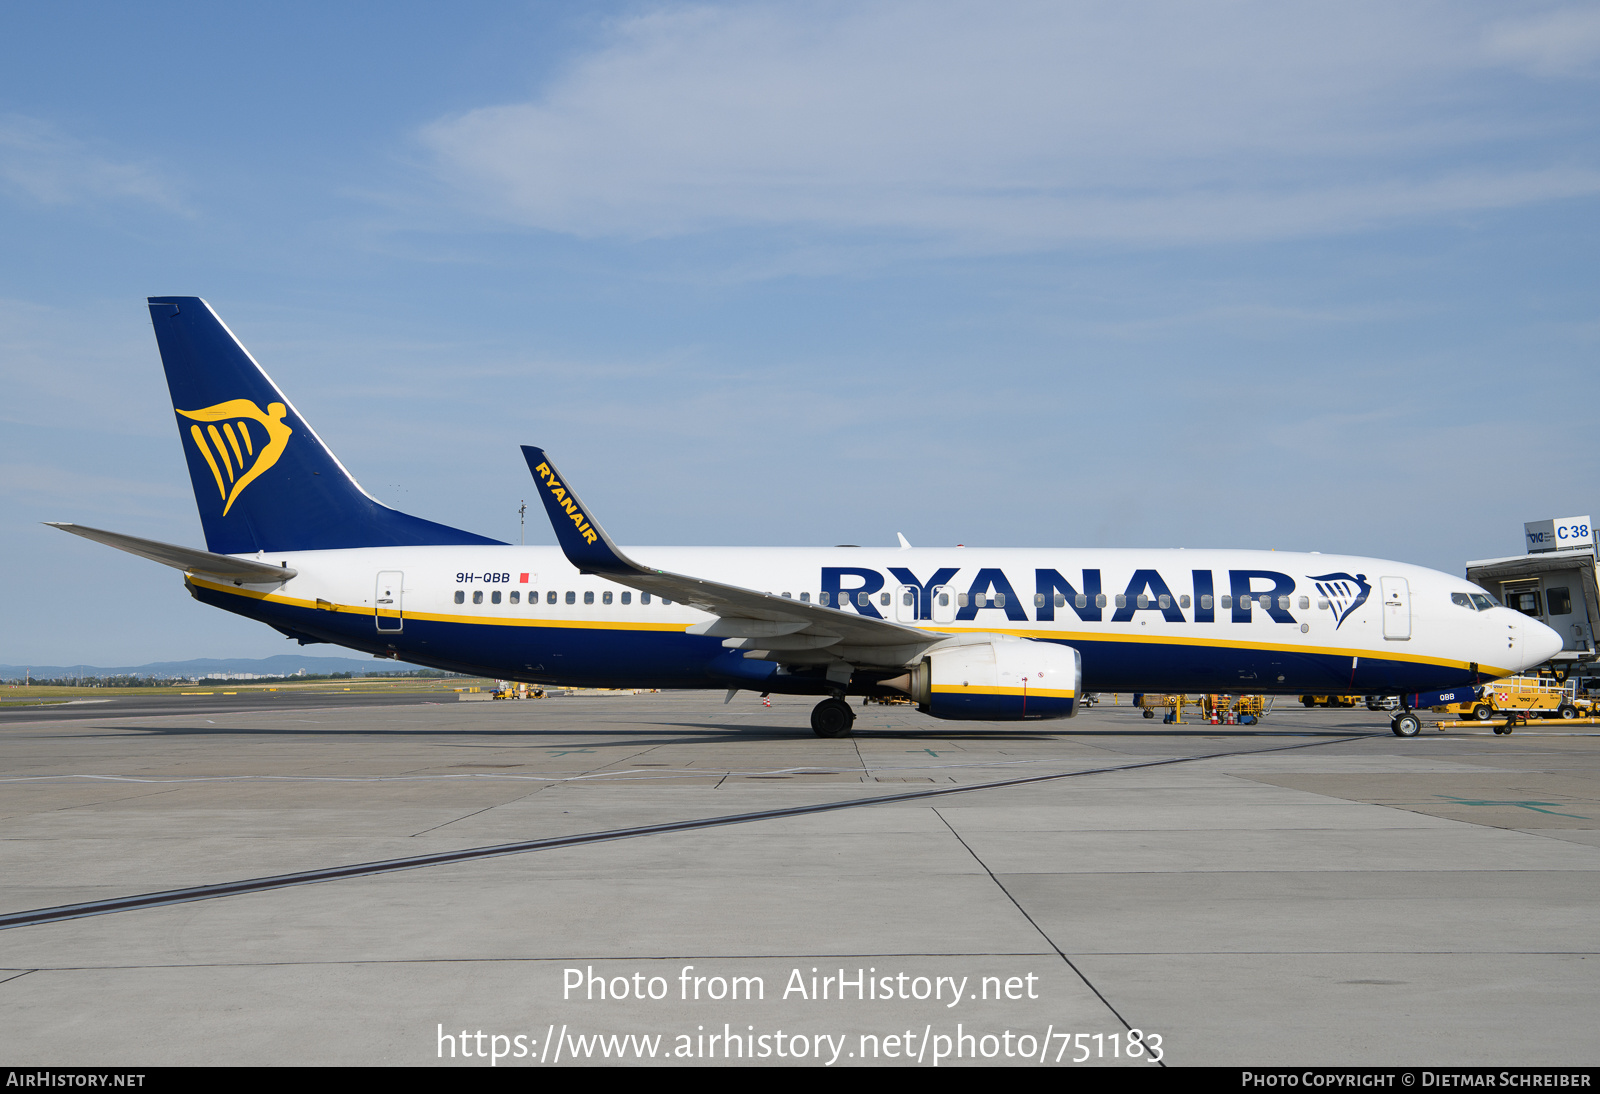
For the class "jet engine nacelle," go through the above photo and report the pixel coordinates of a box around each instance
[887,634,1081,721]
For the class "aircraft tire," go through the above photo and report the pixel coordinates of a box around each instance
[811,698,855,738]
[1472,705,1491,721]
[1391,713,1421,737]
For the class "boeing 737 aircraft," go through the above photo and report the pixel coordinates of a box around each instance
[50,298,1564,738]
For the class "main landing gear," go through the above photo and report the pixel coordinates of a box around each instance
[811,697,856,738]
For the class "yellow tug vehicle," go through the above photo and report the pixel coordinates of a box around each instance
[1431,675,1588,723]
[1299,694,1361,708]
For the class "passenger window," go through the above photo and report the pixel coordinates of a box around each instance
[879,592,890,607]
[958,593,970,607]
[584,591,594,605]
[1074,594,1086,609]
[800,592,811,603]
[938,592,950,606]
[782,592,792,599]
[662,598,671,605]
[642,593,651,604]
[1158,594,1170,609]
[905,591,916,606]
[994,593,1006,607]
[454,590,465,604]
[1297,596,1308,610]
[1277,596,1289,610]
[1095,594,1107,608]
[1221,595,1233,609]
[565,591,575,605]
[1136,594,1149,609]
[1548,587,1573,615]
[1179,594,1190,609]
[1116,595,1128,608]
[1259,595,1272,608]
[857,592,869,606]
[603,591,613,605]
[473,591,483,605]
[1052,593,1064,608]
[819,592,831,606]
[491,590,502,604]
[1201,595,1213,609]
[547,591,557,604]
[509,591,519,604]
[621,592,631,605]
[1317,598,1329,610]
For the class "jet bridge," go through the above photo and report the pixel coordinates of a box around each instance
[1466,516,1598,671]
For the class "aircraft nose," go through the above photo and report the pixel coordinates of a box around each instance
[1523,616,1564,669]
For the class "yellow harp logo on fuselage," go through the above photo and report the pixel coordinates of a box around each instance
[176,399,293,516]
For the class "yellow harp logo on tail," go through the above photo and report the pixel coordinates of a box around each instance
[176,400,293,516]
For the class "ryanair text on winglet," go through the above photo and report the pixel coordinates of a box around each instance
[535,462,600,546]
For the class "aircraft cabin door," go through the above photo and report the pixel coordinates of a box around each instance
[931,585,957,625]
[376,571,404,633]
[895,584,919,623]
[1381,576,1410,640]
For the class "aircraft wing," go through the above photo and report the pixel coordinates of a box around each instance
[45,523,297,583]
[521,447,940,662]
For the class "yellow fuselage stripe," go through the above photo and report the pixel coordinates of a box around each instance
[930,685,1076,698]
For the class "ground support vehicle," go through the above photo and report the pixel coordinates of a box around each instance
[1431,675,1588,722]
[1197,694,1267,725]
[1300,694,1360,708]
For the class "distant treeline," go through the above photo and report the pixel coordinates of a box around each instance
[2,669,466,686]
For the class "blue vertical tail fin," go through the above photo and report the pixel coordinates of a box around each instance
[148,296,503,554]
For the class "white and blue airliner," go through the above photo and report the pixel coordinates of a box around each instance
[50,298,1563,738]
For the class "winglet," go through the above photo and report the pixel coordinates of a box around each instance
[521,447,641,577]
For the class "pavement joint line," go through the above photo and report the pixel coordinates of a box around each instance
[0,734,1369,933]
[408,784,552,838]
[932,807,1164,1066]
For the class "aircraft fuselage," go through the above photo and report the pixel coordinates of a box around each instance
[190,544,1541,695]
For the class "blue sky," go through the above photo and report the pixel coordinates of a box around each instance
[2,1,1597,665]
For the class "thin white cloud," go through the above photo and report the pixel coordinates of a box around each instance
[1486,5,1600,77]
[0,114,185,211]
[419,1,1600,249]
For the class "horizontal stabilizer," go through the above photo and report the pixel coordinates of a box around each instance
[45,523,297,582]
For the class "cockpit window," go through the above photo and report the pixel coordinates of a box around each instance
[1469,593,1494,611]
[1451,592,1473,610]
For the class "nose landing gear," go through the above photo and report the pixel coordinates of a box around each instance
[810,697,856,738]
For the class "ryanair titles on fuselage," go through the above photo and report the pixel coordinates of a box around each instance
[809,564,1367,628]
